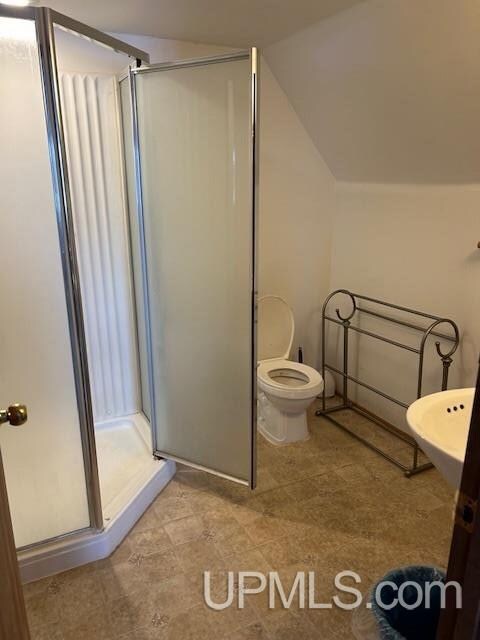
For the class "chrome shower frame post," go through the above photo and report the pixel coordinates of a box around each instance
[127,66,159,456]
[250,47,259,490]
[0,4,150,546]
[317,289,460,477]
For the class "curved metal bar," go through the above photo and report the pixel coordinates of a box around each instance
[322,290,357,405]
[321,288,357,323]
[335,298,357,323]
[435,323,460,359]
[321,288,353,315]
[418,318,460,397]
[420,318,460,359]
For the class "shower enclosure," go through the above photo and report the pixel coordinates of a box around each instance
[0,5,258,580]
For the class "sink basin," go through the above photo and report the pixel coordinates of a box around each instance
[406,388,474,488]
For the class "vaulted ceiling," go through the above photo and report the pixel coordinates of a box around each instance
[46,0,480,183]
[45,0,364,48]
[264,0,480,183]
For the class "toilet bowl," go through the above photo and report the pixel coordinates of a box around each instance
[257,296,324,445]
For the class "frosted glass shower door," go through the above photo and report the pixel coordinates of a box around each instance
[132,52,257,486]
[0,16,91,547]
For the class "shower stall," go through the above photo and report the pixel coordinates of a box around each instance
[0,5,258,581]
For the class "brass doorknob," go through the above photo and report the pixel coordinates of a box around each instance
[0,404,28,426]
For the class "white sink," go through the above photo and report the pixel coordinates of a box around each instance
[406,388,474,488]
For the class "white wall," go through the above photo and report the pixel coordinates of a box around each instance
[259,62,335,367]
[119,37,336,369]
[329,182,480,429]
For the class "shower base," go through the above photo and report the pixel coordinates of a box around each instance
[18,413,175,582]
[95,413,156,522]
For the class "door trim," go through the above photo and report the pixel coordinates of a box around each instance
[0,449,30,640]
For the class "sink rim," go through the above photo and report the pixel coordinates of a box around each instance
[406,387,473,465]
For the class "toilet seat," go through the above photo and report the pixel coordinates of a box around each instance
[258,359,323,400]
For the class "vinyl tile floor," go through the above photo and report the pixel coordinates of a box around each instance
[24,400,455,639]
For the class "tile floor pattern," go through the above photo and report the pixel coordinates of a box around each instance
[24,401,455,639]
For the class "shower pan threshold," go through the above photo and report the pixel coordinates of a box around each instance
[18,414,175,583]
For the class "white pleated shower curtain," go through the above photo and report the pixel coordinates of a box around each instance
[60,73,140,422]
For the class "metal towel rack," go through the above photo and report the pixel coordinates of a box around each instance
[316,289,460,476]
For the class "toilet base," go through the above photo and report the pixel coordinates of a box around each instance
[257,391,310,445]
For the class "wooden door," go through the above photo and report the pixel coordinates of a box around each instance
[437,361,480,639]
[0,445,30,640]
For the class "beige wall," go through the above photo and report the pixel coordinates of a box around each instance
[265,0,480,184]
[329,182,480,429]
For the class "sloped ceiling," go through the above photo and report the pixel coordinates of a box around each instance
[44,0,364,48]
[46,0,480,183]
[265,0,480,183]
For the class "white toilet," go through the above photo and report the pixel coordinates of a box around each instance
[257,295,324,445]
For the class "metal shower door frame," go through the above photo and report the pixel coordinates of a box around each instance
[128,49,259,489]
[0,4,150,547]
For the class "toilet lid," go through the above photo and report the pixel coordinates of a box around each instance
[257,295,294,361]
